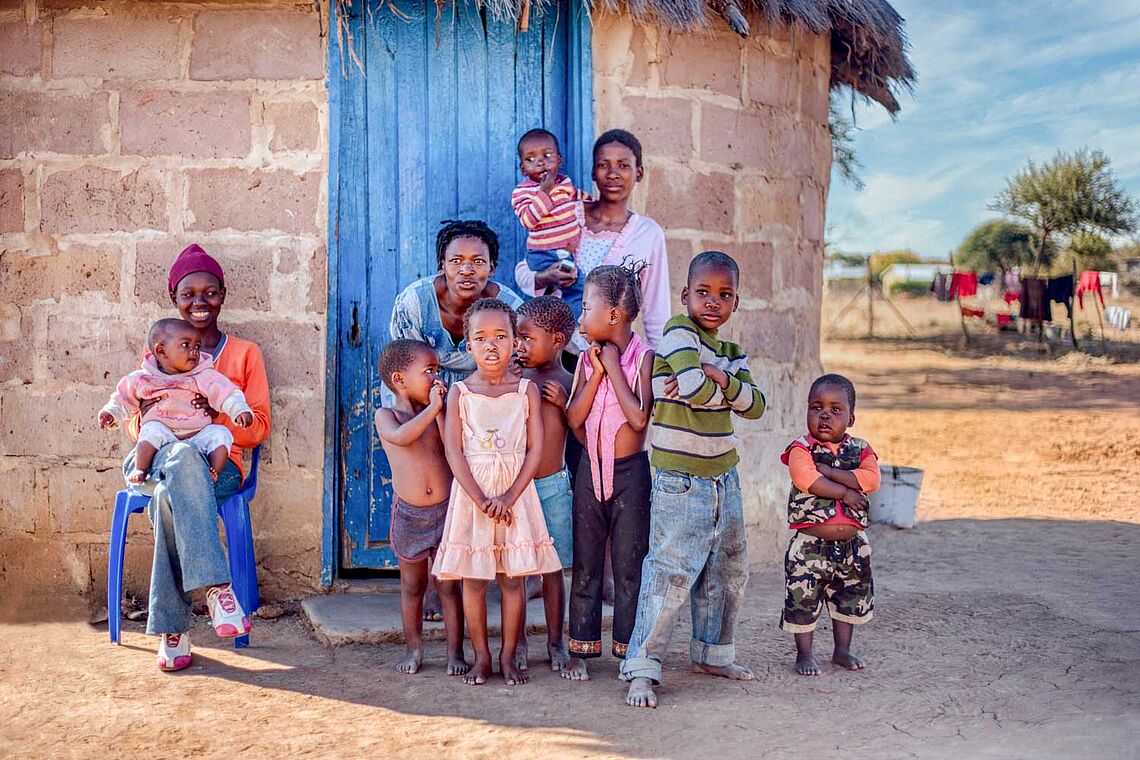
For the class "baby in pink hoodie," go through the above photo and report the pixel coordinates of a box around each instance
[100,318,253,483]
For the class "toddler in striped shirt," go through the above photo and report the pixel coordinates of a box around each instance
[511,128,588,317]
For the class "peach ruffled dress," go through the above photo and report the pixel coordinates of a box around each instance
[432,378,562,580]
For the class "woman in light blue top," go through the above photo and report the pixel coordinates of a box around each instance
[389,220,524,390]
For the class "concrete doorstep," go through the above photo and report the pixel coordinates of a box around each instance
[302,588,614,647]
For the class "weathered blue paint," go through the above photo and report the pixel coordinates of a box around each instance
[324,0,594,576]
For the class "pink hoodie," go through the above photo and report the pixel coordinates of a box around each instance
[103,352,251,438]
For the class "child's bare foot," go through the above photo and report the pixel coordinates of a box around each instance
[422,584,443,621]
[625,677,657,708]
[796,654,822,676]
[463,656,491,685]
[692,662,754,680]
[560,656,589,681]
[395,648,422,675]
[127,468,148,484]
[514,636,529,671]
[447,652,470,676]
[833,650,865,670]
[548,640,570,672]
[500,652,529,686]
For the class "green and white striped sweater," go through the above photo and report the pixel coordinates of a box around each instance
[650,314,766,477]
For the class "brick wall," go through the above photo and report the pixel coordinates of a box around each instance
[592,12,830,561]
[0,0,329,617]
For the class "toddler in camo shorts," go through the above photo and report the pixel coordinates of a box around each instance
[779,373,880,676]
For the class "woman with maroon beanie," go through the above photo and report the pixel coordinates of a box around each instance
[122,244,271,671]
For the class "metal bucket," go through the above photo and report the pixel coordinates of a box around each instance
[869,465,923,529]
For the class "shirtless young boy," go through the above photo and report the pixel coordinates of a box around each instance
[513,296,577,672]
[374,339,467,676]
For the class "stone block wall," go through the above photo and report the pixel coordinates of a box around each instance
[591,12,830,561]
[0,0,329,618]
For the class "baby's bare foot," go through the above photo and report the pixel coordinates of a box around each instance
[514,637,529,672]
[692,662,754,681]
[127,468,147,484]
[833,650,865,670]
[796,654,822,676]
[394,649,422,675]
[548,641,570,672]
[463,656,491,685]
[560,656,590,681]
[625,677,657,708]
[500,653,530,686]
[447,652,470,676]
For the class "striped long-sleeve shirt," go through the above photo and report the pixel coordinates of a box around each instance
[649,314,766,477]
[510,174,587,251]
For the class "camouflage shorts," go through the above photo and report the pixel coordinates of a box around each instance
[780,530,873,633]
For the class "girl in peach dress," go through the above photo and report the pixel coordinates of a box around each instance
[432,298,562,686]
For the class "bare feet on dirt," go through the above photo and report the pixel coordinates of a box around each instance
[692,662,754,680]
[422,584,443,622]
[514,637,529,671]
[394,648,422,675]
[796,654,822,676]
[560,656,589,681]
[833,650,865,670]
[500,652,529,686]
[446,652,470,676]
[463,656,491,685]
[625,677,657,708]
[547,641,569,672]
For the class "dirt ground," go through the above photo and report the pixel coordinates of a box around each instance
[3,296,1139,759]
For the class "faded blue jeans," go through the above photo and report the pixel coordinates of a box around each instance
[123,441,241,635]
[619,466,749,684]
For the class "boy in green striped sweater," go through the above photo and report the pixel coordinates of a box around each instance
[621,251,766,708]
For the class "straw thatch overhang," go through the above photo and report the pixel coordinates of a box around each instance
[336,0,914,113]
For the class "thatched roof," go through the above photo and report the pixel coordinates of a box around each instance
[520,0,914,113]
[338,0,914,113]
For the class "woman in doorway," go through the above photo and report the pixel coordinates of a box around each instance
[515,129,671,350]
[390,220,525,389]
[124,244,272,671]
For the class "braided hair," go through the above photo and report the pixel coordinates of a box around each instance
[435,219,500,270]
[584,260,646,320]
[518,295,576,344]
[462,297,517,340]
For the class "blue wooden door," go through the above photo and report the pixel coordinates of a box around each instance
[330,0,592,570]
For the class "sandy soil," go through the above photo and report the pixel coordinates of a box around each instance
[2,298,1139,759]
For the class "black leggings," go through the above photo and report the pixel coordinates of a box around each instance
[568,451,651,659]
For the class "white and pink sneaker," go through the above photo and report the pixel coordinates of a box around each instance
[156,633,192,671]
[206,584,251,638]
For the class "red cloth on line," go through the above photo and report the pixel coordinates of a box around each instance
[1003,291,1020,304]
[1077,271,1105,309]
[950,272,978,298]
[961,306,985,319]
[996,313,1012,326]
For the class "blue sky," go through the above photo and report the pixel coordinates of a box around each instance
[826,0,1140,258]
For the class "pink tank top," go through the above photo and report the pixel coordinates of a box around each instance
[579,334,652,500]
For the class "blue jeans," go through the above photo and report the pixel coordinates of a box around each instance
[619,467,749,684]
[123,442,241,635]
[526,248,583,319]
[534,468,574,568]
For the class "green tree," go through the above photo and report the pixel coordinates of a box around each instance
[869,249,920,282]
[1064,231,1116,272]
[956,220,1036,277]
[989,148,1138,274]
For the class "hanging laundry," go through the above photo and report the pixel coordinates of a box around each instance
[1046,275,1074,319]
[950,272,978,299]
[979,273,995,286]
[931,272,953,302]
[1003,291,1021,304]
[1105,306,1132,330]
[1077,271,1105,309]
[960,305,985,319]
[1019,277,1050,322]
[1003,270,1020,294]
[995,313,1013,327]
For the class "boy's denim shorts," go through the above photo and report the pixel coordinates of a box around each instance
[534,467,574,568]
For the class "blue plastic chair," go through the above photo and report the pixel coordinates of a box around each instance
[107,446,261,649]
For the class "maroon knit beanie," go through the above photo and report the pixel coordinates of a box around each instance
[168,244,225,294]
